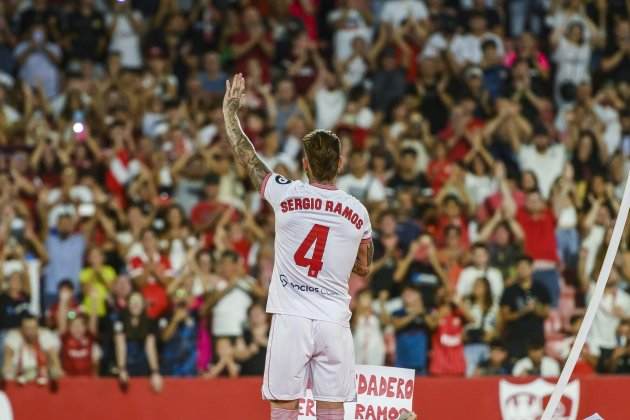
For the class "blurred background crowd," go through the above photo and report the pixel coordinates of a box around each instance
[0,0,629,391]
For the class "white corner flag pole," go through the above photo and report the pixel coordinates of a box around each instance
[541,169,630,420]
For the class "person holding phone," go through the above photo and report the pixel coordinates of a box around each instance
[13,24,62,98]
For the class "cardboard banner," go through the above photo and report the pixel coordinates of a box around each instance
[298,365,415,420]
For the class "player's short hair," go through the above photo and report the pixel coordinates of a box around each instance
[302,129,341,182]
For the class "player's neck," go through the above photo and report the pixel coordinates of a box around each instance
[309,178,337,190]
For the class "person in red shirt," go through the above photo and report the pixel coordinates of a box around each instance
[438,100,485,162]
[504,188,561,307]
[128,229,173,319]
[426,142,454,194]
[428,295,468,376]
[59,311,99,377]
[230,7,274,83]
[190,173,224,234]
[288,0,318,41]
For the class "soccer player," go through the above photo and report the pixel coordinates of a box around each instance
[223,74,373,420]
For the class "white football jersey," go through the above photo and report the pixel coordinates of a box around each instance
[261,173,372,326]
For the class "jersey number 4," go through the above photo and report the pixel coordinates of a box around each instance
[294,224,330,278]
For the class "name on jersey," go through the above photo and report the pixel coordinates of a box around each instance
[279,198,364,230]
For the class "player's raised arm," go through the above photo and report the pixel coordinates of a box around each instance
[222,73,271,190]
[352,238,374,277]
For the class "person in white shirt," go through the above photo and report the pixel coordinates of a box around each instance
[3,314,61,384]
[456,242,504,302]
[512,342,560,377]
[106,0,144,69]
[311,70,347,130]
[380,0,428,27]
[583,268,630,363]
[352,289,386,366]
[555,82,622,155]
[514,125,566,199]
[551,20,596,106]
[337,149,387,205]
[448,12,504,67]
[208,251,259,339]
[222,74,374,420]
[327,3,373,61]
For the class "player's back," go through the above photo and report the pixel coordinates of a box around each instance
[261,173,372,326]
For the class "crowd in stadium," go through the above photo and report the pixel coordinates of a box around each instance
[0,0,629,392]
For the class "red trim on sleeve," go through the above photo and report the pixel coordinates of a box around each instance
[260,172,272,199]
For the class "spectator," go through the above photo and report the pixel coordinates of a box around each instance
[57,299,100,377]
[555,315,597,376]
[106,0,144,69]
[0,249,31,364]
[394,235,447,307]
[14,24,62,98]
[391,285,430,375]
[337,149,387,206]
[80,247,116,318]
[380,0,428,28]
[388,147,430,196]
[455,242,504,302]
[206,251,261,371]
[3,313,61,385]
[477,210,524,281]
[428,295,466,376]
[159,288,198,377]
[231,7,274,83]
[128,229,173,320]
[475,339,511,376]
[499,255,550,360]
[462,277,498,376]
[43,213,86,309]
[506,188,561,306]
[450,11,504,68]
[601,20,630,85]
[607,320,630,374]
[512,341,560,377]
[114,292,163,392]
[327,1,373,62]
[234,302,269,376]
[63,0,107,63]
[352,289,387,366]
[197,51,227,97]
[582,262,630,372]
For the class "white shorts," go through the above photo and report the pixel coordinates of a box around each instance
[262,313,356,402]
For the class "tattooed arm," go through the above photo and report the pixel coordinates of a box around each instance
[222,73,271,190]
[352,238,374,277]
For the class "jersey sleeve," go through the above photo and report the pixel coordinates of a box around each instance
[260,173,293,208]
[360,206,372,243]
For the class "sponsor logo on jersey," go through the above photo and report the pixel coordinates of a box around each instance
[499,378,579,420]
[279,274,337,296]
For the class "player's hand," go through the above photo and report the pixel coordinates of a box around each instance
[223,73,246,116]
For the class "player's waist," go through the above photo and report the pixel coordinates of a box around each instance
[265,307,351,328]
